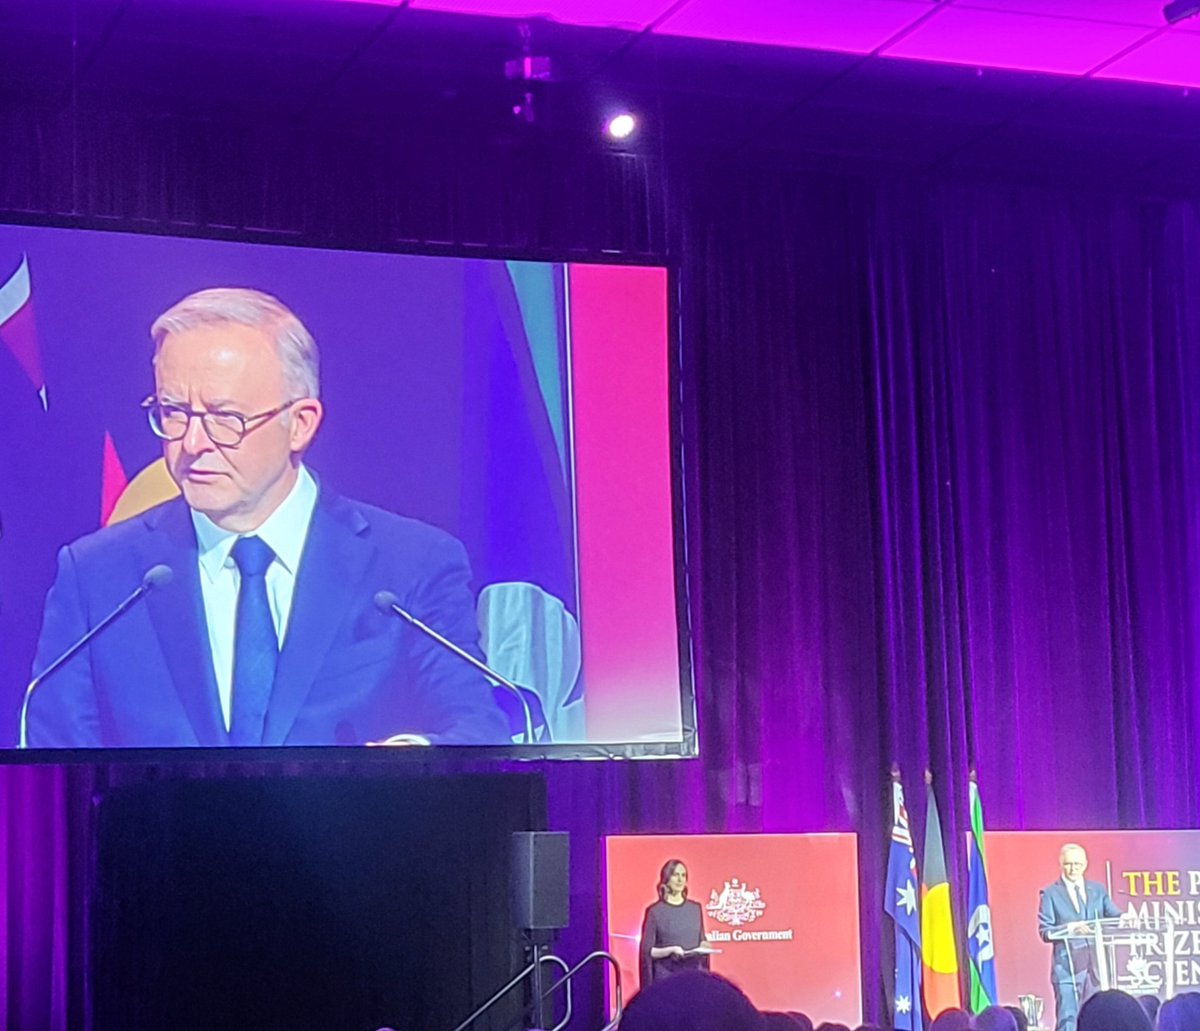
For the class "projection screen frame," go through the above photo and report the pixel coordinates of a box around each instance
[0,215,697,764]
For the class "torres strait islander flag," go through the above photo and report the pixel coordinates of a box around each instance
[921,772,962,1018]
[966,775,999,1012]
[0,254,47,409]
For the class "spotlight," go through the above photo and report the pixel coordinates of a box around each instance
[605,113,638,141]
[1163,0,1200,22]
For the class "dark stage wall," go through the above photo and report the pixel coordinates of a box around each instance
[3,51,1200,1031]
[93,775,541,1031]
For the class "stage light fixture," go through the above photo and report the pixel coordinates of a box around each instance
[605,113,637,140]
[1163,0,1200,23]
[504,21,553,127]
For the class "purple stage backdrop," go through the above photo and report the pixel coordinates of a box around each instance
[2,76,1200,1030]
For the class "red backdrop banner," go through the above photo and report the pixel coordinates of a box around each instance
[987,830,1200,1008]
[603,833,862,1024]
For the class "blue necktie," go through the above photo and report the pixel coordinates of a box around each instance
[230,536,278,746]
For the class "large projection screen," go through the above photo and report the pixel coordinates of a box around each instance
[0,223,693,757]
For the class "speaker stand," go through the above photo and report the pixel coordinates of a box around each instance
[522,928,558,1030]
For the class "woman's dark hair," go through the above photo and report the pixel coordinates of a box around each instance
[621,971,762,1031]
[657,858,688,902]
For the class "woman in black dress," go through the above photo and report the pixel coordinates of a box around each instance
[638,858,711,988]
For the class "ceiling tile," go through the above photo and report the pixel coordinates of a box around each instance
[655,0,934,54]
[881,6,1156,74]
[407,0,677,31]
[1094,28,1200,87]
[952,0,1171,28]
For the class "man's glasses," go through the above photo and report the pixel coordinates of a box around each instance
[141,396,298,447]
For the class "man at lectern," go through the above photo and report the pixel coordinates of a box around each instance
[638,859,712,989]
[25,287,509,748]
[1037,843,1122,1031]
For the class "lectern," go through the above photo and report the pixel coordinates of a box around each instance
[1052,916,1176,1002]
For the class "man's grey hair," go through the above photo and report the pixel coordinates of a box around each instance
[150,287,320,399]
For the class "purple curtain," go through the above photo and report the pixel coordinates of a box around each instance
[3,100,1200,1028]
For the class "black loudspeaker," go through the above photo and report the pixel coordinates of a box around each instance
[510,831,570,930]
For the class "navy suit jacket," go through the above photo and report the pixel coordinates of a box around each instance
[1037,879,1121,983]
[26,489,510,748]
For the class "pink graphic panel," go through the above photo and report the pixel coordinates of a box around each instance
[568,263,684,743]
[100,433,129,527]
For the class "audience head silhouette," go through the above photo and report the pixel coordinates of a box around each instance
[1158,991,1200,1031]
[620,970,763,1031]
[1077,990,1154,1031]
[974,1005,1018,1031]
[1004,1004,1030,1031]
[929,1009,973,1031]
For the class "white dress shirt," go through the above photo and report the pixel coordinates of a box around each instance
[1062,877,1087,913]
[191,466,318,732]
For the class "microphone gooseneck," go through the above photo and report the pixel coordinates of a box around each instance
[19,564,174,748]
[373,590,539,745]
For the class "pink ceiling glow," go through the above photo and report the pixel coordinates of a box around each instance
[341,0,1200,88]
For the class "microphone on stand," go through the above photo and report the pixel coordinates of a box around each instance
[372,589,540,745]
[19,564,173,748]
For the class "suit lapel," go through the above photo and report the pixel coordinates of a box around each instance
[142,501,228,746]
[263,492,374,745]
[1052,882,1075,921]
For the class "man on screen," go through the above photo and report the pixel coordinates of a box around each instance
[1037,843,1122,1031]
[24,287,510,748]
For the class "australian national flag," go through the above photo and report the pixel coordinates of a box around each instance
[885,773,924,1031]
